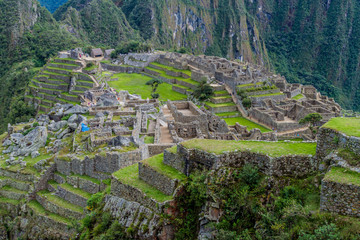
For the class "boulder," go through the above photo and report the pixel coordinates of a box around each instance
[2,139,11,147]
[68,114,78,123]
[68,123,78,130]
[64,105,89,115]
[108,136,136,147]
[16,126,48,156]
[10,133,24,145]
[31,151,40,159]
[48,120,67,132]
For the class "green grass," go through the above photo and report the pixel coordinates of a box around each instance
[204,101,236,108]
[142,154,186,181]
[60,183,92,199]
[150,62,192,76]
[181,139,317,157]
[215,111,240,117]
[1,185,27,194]
[37,190,84,213]
[292,94,305,100]
[0,197,20,205]
[72,174,101,185]
[146,67,198,85]
[223,117,272,133]
[214,90,229,95]
[167,145,177,154]
[250,92,284,98]
[113,163,173,202]
[144,136,154,144]
[52,62,78,67]
[324,167,360,186]
[322,117,360,137]
[84,65,97,71]
[237,82,263,88]
[108,73,186,101]
[42,71,69,77]
[337,149,360,166]
[46,66,73,72]
[28,200,72,224]
[212,96,232,99]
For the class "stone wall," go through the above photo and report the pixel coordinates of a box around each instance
[320,179,360,217]
[147,144,174,157]
[175,144,318,178]
[111,177,167,213]
[103,195,162,239]
[163,149,186,174]
[138,162,179,195]
[55,150,143,179]
[30,164,56,199]
[317,127,360,160]
[101,63,142,73]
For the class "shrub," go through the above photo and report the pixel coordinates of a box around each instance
[299,223,341,240]
[238,164,261,189]
[242,98,252,109]
[61,114,72,121]
[87,192,103,210]
[192,79,214,101]
[32,122,39,127]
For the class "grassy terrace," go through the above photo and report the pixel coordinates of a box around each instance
[146,67,198,85]
[216,111,240,117]
[108,73,186,101]
[142,154,186,181]
[322,117,360,137]
[292,94,305,100]
[237,82,263,88]
[324,167,360,186]
[181,139,317,157]
[150,62,192,76]
[205,101,236,108]
[113,163,173,202]
[37,190,84,213]
[223,117,272,133]
[28,200,71,224]
[250,92,284,98]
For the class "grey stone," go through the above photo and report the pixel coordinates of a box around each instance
[16,127,48,156]
[64,105,89,115]
[56,128,71,139]
[68,114,78,123]
[10,133,24,144]
[34,159,47,171]
[95,112,105,118]
[68,123,78,130]
[108,136,136,147]
[31,151,40,159]
[2,139,11,147]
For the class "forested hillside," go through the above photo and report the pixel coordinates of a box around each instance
[0,0,80,133]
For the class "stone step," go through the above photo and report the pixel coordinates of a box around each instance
[77,80,93,88]
[45,67,72,76]
[54,58,83,66]
[214,90,230,97]
[0,197,21,206]
[69,90,85,96]
[55,183,92,208]
[74,85,92,92]
[0,186,27,200]
[204,102,238,114]
[36,190,84,220]
[0,176,33,192]
[0,168,35,182]
[32,80,69,91]
[30,85,63,96]
[48,63,80,71]
[42,71,71,82]
[27,200,73,231]
[36,77,65,85]
[215,111,241,118]
[210,96,233,104]
[60,93,80,102]
[66,175,102,194]
[41,99,56,107]
[138,154,185,196]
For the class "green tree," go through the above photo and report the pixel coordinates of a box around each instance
[146,78,163,99]
[193,79,214,101]
[299,113,323,137]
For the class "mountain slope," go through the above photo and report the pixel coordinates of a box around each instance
[55,0,140,46]
[0,0,80,133]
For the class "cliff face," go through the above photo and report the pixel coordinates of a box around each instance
[120,0,270,66]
